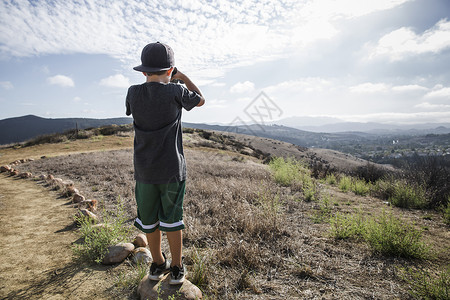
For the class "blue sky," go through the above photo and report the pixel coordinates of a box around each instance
[1,0,450,125]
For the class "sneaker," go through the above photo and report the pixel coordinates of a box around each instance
[148,253,170,281]
[169,264,186,285]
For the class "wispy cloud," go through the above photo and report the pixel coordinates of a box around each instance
[47,75,75,87]
[99,74,130,88]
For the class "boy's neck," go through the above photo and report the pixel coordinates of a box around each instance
[146,74,170,84]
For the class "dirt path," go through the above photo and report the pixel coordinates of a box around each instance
[0,174,116,299]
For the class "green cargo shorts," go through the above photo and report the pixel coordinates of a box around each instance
[134,180,186,233]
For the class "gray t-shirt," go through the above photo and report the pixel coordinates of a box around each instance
[126,82,201,184]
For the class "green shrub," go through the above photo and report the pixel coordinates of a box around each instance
[363,211,428,259]
[329,212,365,240]
[339,176,352,193]
[325,173,337,185]
[352,179,371,196]
[330,210,429,259]
[389,181,427,209]
[72,200,131,264]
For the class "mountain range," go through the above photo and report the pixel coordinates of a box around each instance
[0,115,132,145]
[1,114,450,146]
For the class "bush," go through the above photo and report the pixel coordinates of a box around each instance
[339,176,352,193]
[404,155,450,209]
[329,212,365,240]
[352,179,371,196]
[353,162,388,183]
[363,211,429,259]
[330,210,429,259]
[389,181,427,209]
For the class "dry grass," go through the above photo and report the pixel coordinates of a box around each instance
[14,131,450,299]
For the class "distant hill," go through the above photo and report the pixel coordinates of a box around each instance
[0,115,132,145]
[275,116,450,135]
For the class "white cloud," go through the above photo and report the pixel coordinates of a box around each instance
[0,81,13,90]
[424,87,450,99]
[0,0,409,79]
[47,75,75,87]
[73,96,82,102]
[369,19,450,60]
[392,84,428,93]
[349,82,390,93]
[230,81,255,94]
[99,74,130,88]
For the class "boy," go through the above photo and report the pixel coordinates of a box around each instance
[126,42,205,285]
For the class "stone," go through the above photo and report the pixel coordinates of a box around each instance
[102,242,135,265]
[19,172,32,179]
[10,170,19,176]
[47,174,54,180]
[133,233,148,248]
[78,199,97,211]
[64,185,79,197]
[39,174,48,180]
[1,165,11,173]
[138,274,202,300]
[133,247,152,265]
[72,193,85,203]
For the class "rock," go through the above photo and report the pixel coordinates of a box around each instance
[47,174,54,180]
[19,172,32,179]
[102,242,135,265]
[78,199,97,211]
[138,274,202,300]
[10,170,19,176]
[72,193,85,203]
[39,174,47,180]
[133,247,152,264]
[1,165,11,173]
[133,233,148,248]
[63,185,79,197]
[51,178,64,190]
[76,208,98,223]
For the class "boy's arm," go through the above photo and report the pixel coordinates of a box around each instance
[172,70,205,107]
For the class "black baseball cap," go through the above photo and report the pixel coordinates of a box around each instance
[133,42,175,73]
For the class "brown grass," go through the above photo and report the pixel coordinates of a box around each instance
[13,131,449,299]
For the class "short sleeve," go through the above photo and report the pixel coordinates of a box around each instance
[178,85,201,111]
[125,88,132,116]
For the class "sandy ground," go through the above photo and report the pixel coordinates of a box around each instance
[0,174,116,300]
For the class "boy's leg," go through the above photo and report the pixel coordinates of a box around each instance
[166,230,182,267]
[158,181,186,267]
[146,228,165,265]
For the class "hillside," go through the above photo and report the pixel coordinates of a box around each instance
[0,115,132,145]
[1,127,448,299]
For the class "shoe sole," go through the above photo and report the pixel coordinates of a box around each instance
[169,277,185,285]
[148,271,170,281]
